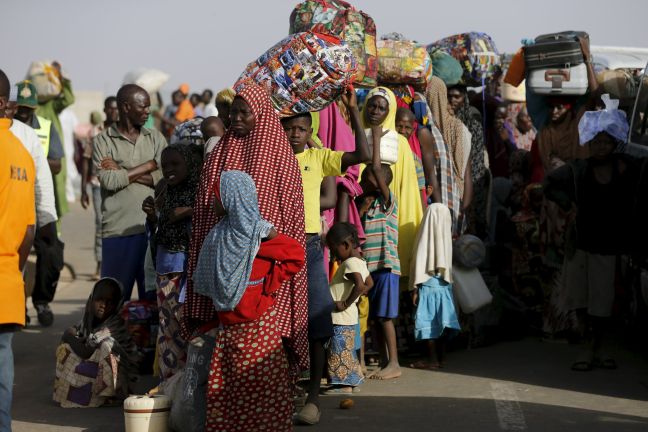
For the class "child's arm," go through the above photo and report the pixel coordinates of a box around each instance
[340,88,371,172]
[320,177,337,211]
[418,127,442,203]
[335,272,374,312]
[369,125,392,205]
[142,196,157,223]
[62,328,95,359]
[167,207,193,223]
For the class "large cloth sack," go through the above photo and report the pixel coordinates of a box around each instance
[377,37,432,91]
[597,69,637,102]
[26,61,62,102]
[235,31,356,118]
[427,32,501,86]
[123,68,169,95]
[429,49,464,87]
[289,0,377,87]
[524,31,588,70]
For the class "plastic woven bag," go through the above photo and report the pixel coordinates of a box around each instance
[289,0,377,87]
[235,31,356,117]
[26,61,62,102]
[168,326,218,432]
[377,36,432,91]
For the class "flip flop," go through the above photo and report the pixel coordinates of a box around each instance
[409,360,442,370]
[571,360,592,372]
[322,387,353,395]
[592,357,618,370]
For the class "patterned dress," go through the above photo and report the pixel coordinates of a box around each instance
[182,84,309,370]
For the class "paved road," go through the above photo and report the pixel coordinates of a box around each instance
[11,203,648,431]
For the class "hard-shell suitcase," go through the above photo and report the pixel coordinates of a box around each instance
[527,63,588,95]
[524,31,588,70]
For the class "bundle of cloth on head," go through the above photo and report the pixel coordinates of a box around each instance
[171,118,204,146]
[578,94,629,146]
[216,88,236,105]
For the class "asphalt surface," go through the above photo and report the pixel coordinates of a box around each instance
[10,202,648,431]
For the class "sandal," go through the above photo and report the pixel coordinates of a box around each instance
[592,357,617,370]
[571,360,592,372]
[322,386,353,395]
[295,402,320,425]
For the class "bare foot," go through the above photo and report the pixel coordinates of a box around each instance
[370,364,402,380]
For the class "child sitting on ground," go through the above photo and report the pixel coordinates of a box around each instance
[325,222,373,394]
[410,203,461,369]
[357,124,402,380]
[54,278,138,408]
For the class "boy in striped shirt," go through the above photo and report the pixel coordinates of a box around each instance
[357,125,401,380]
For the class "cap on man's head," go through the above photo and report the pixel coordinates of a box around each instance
[16,80,38,108]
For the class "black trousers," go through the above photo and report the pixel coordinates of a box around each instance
[31,228,64,306]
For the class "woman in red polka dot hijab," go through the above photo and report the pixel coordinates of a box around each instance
[182,83,309,371]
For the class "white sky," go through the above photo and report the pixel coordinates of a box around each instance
[3,0,648,98]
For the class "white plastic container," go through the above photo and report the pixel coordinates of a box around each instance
[527,63,588,95]
[124,394,171,432]
[451,266,493,314]
[364,128,399,165]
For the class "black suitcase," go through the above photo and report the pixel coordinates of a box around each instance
[524,31,589,70]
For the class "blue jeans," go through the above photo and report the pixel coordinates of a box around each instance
[306,235,334,339]
[101,233,147,301]
[0,332,14,432]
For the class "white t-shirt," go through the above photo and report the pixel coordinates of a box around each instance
[10,119,58,226]
[330,257,370,326]
[203,104,218,118]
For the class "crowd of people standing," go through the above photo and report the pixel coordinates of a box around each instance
[1,24,647,432]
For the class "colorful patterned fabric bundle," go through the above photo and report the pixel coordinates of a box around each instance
[235,31,356,117]
[427,32,501,86]
[377,39,432,91]
[290,0,377,87]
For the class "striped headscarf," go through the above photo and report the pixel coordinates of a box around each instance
[182,83,308,369]
[426,77,467,196]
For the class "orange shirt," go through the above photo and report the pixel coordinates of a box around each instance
[0,118,36,326]
[175,100,195,122]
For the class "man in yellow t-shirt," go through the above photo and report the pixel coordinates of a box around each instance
[0,69,36,430]
[282,89,370,425]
